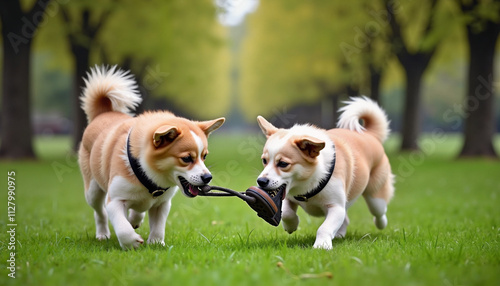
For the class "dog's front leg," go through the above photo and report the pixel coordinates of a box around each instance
[282,199,299,234]
[313,205,346,250]
[147,200,172,246]
[128,209,145,229]
[107,199,144,250]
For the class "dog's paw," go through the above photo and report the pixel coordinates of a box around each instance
[147,236,166,246]
[334,232,345,239]
[282,214,299,234]
[128,211,145,229]
[96,233,110,241]
[283,222,298,234]
[313,239,333,250]
[374,215,387,230]
[118,233,144,250]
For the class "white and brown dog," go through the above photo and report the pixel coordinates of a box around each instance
[256,97,394,249]
[78,65,224,249]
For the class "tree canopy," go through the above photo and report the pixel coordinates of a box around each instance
[34,0,231,120]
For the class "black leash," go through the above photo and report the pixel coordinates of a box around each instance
[198,185,284,227]
[198,185,256,204]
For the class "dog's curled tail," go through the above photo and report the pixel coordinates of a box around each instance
[80,65,142,123]
[337,96,390,143]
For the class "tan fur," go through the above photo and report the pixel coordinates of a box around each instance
[256,97,394,250]
[327,129,393,202]
[78,66,224,249]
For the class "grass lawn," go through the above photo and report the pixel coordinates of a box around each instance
[1,133,499,286]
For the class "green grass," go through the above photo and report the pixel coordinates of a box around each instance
[1,134,499,286]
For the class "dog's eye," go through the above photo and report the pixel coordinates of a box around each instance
[262,158,268,165]
[202,153,207,161]
[181,156,193,164]
[277,161,289,168]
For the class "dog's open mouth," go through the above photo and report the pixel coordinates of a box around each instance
[266,184,287,201]
[179,176,202,198]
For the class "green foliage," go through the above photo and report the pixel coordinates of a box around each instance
[98,0,231,118]
[32,0,231,119]
[0,134,499,285]
[239,0,479,122]
[241,0,346,119]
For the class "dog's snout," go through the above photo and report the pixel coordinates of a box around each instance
[201,173,212,184]
[257,177,269,188]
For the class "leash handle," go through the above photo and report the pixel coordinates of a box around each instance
[199,185,256,204]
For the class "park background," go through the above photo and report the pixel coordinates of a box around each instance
[0,0,499,285]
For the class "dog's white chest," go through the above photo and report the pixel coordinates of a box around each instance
[108,176,174,212]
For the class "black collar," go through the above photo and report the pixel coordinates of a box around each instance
[294,144,336,202]
[127,132,169,198]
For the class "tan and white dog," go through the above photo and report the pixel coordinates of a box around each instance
[256,97,394,250]
[78,65,225,250]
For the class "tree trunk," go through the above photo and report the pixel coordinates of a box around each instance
[0,34,36,159]
[71,44,90,151]
[459,21,499,158]
[400,65,425,151]
[369,65,382,104]
[385,0,438,152]
[0,0,49,159]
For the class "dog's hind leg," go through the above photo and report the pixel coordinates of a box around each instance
[85,179,110,240]
[364,175,394,230]
[364,195,388,229]
[364,157,394,230]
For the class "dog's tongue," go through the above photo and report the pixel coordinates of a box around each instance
[189,185,199,196]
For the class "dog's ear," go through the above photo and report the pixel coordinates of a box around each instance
[257,116,278,138]
[294,136,325,161]
[198,117,225,136]
[153,125,181,148]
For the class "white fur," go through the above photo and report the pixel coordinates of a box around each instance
[85,179,110,240]
[337,96,390,142]
[261,124,336,197]
[257,100,393,250]
[104,176,177,249]
[364,196,388,229]
[81,65,142,122]
[182,131,211,186]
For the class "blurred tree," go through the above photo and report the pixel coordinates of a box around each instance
[33,53,72,118]
[97,0,230,120]
[384,0,445,151]
[0,0,50,159]
[458,0,499,158]
[59,0,113,151]
[241,0,371,128]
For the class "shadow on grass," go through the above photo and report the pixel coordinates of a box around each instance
[64,226,395,253]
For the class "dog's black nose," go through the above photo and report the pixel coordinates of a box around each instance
[257,177,269,188]
[201,173,212,184]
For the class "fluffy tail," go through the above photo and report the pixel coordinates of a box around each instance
[337,96,390,143]
[80,65,142,123]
